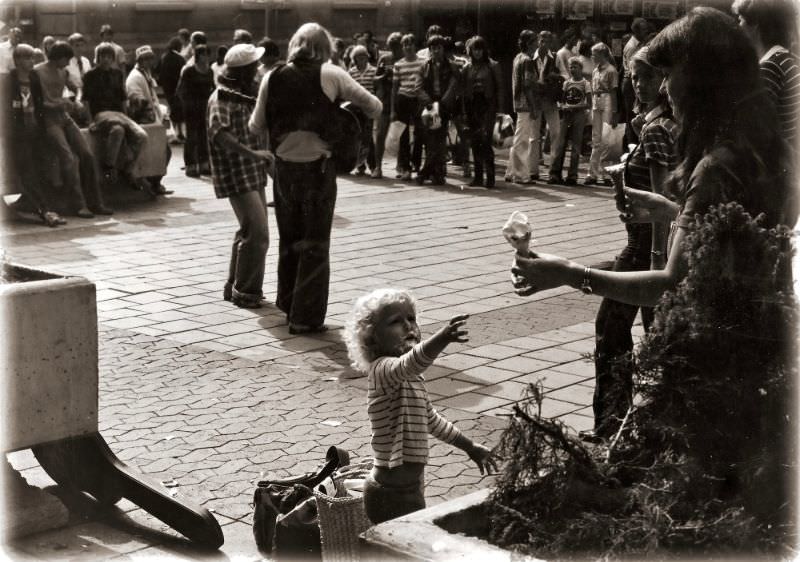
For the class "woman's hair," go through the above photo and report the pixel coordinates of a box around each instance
[401,33,416,47]
[386,31,403,49]
[47,41,73,61]
[96,41,116,59]
[167,36,182,52]
[287,23,333,64]
[190,31,207,45]
[258,37,280,58]
[518,29,535,52]
[590,41,612,63]
[648,7,787,222]
[630,45,669,108]
[344,288,416,372]
[466,35,488,61]
[216,45,228,64]
[732,0,798,49]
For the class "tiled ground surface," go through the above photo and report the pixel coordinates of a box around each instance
[1,147,640,560]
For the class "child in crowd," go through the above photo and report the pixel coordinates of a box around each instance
[391,34,424,180]
[348,45,377,176]
[548,56,591,185]
[344,288,497,524]
[585,42,618,186]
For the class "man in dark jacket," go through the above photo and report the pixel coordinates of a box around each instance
[158,36,185,142]
[2,44,66,226]
[417,34,458,185]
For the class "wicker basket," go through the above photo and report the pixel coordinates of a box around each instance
[313,461,372,562]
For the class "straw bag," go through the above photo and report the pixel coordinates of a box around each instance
[313,461,373,562]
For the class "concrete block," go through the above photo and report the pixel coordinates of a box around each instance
[0,265,98,452]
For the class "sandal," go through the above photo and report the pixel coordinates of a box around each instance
[41,211,67,227]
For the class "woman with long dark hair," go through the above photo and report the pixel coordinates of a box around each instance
[511,7,790,307]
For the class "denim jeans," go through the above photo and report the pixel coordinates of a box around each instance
[184,111,209,168]
[273,157,337,327]
[593,232,654,434]
[549,109,587,180]
[225,187,269,304]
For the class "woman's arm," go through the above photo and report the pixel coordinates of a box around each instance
[248,71,270,135]
[649,162,671,270]
[512,226,689,308]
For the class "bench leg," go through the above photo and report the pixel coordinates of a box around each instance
[32,432,224,549]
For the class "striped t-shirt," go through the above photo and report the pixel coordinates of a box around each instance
[393,57,425,98]
[367,344,462,468]
[349,63,377,95]
[760,46,800,150]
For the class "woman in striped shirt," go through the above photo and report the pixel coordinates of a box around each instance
[345,288,497,524]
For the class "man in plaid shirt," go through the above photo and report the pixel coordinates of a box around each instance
[207,44,274,309]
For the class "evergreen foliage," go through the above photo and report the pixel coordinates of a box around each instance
[487,203,797,560]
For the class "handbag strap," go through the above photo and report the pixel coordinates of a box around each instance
[257,446,349,488]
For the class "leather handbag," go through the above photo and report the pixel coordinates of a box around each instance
[253,446,350,559]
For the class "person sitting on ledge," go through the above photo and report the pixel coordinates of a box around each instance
[125,45,173,196]
[1,44,66,226]
[35,40,111,218]
[83,42,150,191]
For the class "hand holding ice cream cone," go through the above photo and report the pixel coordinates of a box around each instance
[502,211,533,257]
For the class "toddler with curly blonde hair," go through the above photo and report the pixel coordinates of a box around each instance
[344,288,497,524]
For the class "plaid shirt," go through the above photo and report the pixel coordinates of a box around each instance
[207,87,268,199]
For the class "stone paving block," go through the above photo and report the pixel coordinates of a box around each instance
[561,338,596,354]
[200,321,258,337]
[227,346,295,362]
[98,307,147,321]
[524,347,585,364]
[488,355,553,374]
[137,309,194,323]
[120,291,173,305]
[211,332,276,349]
[500,335,559,351]
[534,328,590,344]
[532,368,590,391]
[436,353,492,372]
[105,317,156,330]
[438,392,511,414]
[425,377,483,397]
[451,364,518,385]
[462,343,524,361]
[551,358,595,378]
[546,382,594,405]
[474,379,528,401]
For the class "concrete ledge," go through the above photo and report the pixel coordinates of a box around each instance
[363,488,542,562]
[1,264,98,452]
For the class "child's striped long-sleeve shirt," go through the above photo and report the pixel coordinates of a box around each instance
[349,63,377,95]
[367,344,462,468]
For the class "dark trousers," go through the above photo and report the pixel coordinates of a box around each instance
[225,187,269,304]
[466,95,496,185]
[593,243,654,433]
[11,133,57,215]
[273,158,337,327]
[549,110,588,180]
[356,118,375,171]
[419,115,449,182]
[622,76,638,146]
[396,94,421,173]
[363,474,425,525]
[184,111,209,168]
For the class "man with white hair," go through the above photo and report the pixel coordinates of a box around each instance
[249,22,381,334]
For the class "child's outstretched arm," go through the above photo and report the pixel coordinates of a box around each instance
[453,434,499,475]
[421,314,469,361]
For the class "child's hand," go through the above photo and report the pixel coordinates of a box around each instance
[438,314,469,344]
[467,443,499,475]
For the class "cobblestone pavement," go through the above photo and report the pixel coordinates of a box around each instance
[1,148,640,560]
